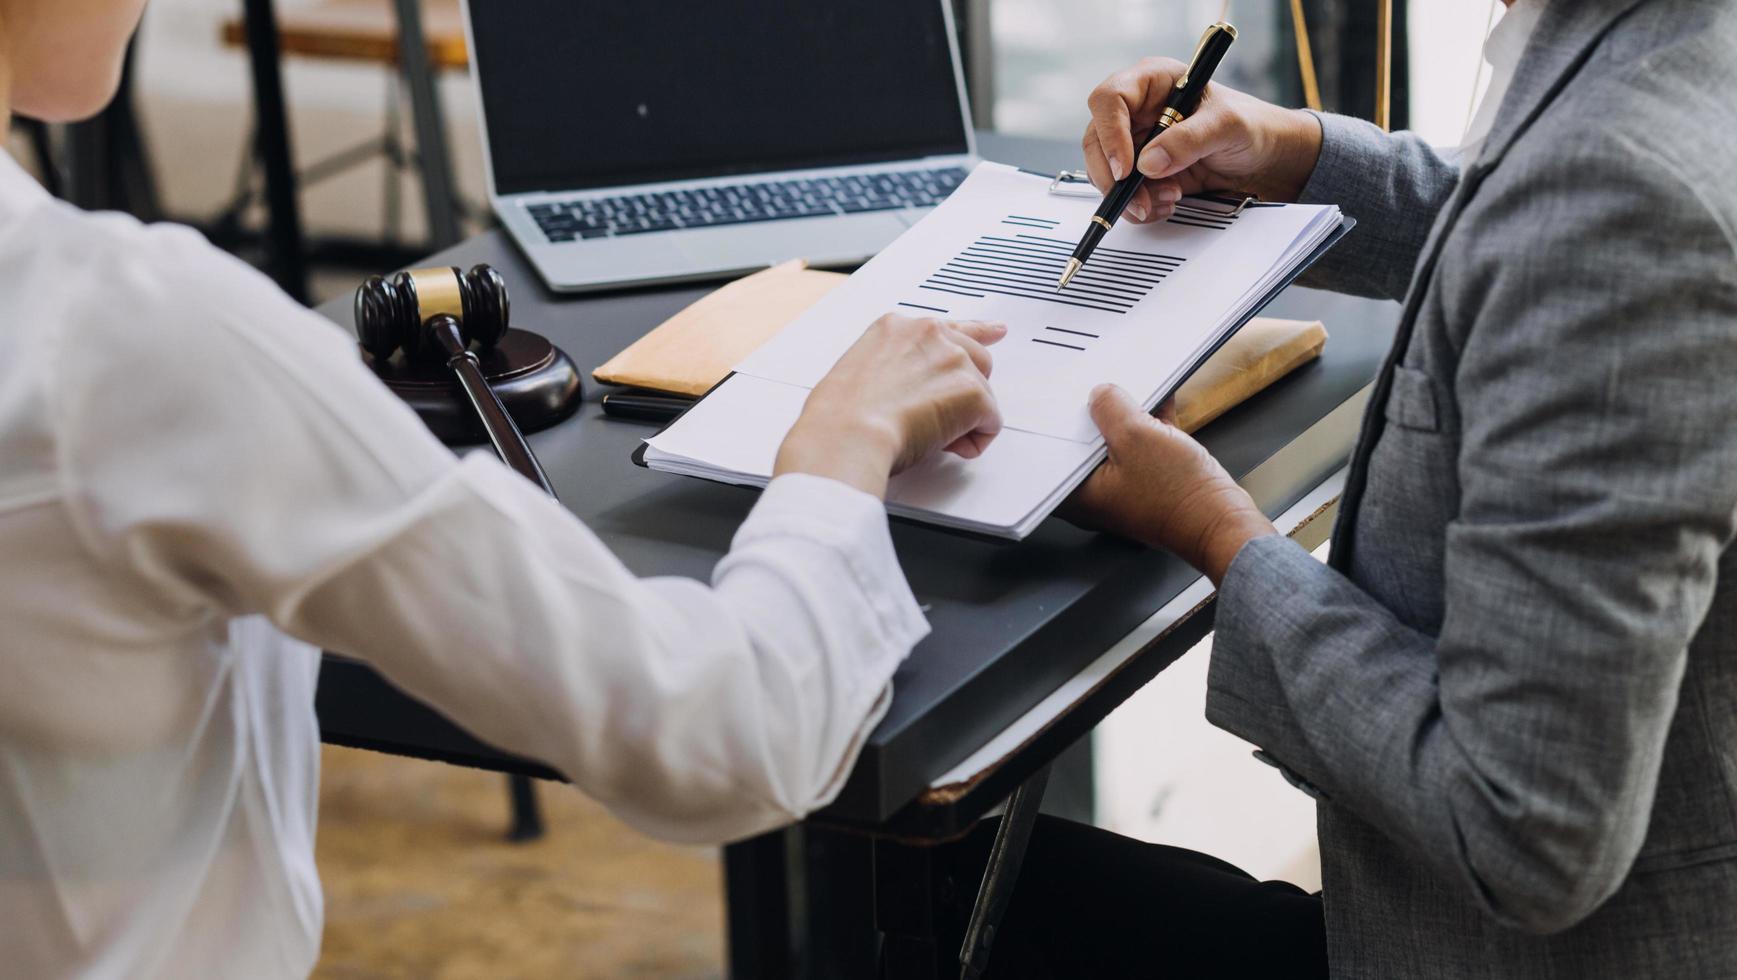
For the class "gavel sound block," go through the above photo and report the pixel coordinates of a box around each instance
[355,264,583,444]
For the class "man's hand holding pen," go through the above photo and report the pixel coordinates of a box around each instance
[1080,59,1325,225]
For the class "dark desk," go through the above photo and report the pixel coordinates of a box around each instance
[312,132,1398,978]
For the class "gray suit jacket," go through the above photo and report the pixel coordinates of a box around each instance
[1204,0,1737,975]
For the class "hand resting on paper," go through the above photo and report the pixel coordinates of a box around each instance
[774,314,1007,500]
[1082,57,1323,224]
[1062,384,1276,585]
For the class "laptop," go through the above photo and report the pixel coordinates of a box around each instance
[461,0,981,293]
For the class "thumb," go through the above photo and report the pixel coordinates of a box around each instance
[1088,384,1151,446]
[1137,104,1232,180]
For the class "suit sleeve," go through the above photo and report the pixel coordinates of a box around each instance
[1205,129,1737,932]
[1293,112,1461,302]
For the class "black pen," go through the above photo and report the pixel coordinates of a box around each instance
[1057,22,1238,290]
[600,391,694,423]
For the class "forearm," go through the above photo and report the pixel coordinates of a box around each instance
[289,462,926,844]
[1208,535,1678,933]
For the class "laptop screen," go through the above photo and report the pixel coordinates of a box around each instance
[468,0,972,196]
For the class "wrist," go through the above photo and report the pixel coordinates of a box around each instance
[1158,479,1273,583]
[1255,107,1323,203]
[1197,504,1277,586]
[774,410,900,499]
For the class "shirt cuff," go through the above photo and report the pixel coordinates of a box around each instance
[732,473,930,655]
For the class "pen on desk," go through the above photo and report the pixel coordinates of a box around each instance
[1057,21,1238,290]
[600,391,694,424]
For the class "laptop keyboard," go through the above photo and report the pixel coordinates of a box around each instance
[525,166,969,243]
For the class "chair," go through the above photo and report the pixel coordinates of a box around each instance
[216,0,474,266]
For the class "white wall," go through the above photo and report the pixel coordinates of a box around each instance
[1409,0,1501,147]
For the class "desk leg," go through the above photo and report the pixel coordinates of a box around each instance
[504,774,544,842]
[726,825,883,980]
[725,830,795,980]
[874,838,947,980]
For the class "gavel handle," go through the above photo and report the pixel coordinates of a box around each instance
[428,317,557,498]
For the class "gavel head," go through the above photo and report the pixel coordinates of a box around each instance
[354,263,511,362]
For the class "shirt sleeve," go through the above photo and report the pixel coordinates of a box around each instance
[1204,128,1737,932]
[49,221,928,844]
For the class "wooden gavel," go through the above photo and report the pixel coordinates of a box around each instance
[354,264,558,495]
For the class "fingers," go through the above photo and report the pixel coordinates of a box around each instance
[1125,180,1184,223]
[1085,79,1137,183]
[944,425,997,459]
[939,320,1003,379]
[943,385,1004,460]
[1088,384,1153,447]
[1138,99,1235,180]
[1086,59,1186,183]
[1152,180,1183,212]
[1126,183,1153,222]
[1088,152,1179,223]
[1155,397,1179,426]
[1082,128,1116,196]
[947,319,1007,348]
[891,315,1006,466]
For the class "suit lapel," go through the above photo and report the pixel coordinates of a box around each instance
[1326,0,1649,573]
[1474,0,1648,171]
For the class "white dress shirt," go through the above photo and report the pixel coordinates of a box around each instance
[1459,0,1548,162]
[0,149,928,978]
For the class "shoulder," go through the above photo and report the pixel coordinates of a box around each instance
[1495,1,1737,251]
[19,203,358,370]
[1460,76,1736,282]
[1442,53,1737,392]
[20,204,455,499]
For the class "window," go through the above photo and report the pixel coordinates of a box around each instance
[985,0,1495,150]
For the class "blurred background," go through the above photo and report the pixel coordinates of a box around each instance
[5,1,1497,975]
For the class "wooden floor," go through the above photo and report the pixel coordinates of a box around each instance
[313,746,725,979]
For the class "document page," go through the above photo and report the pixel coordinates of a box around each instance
[645,162,1342,538]
[736,163,1339,442]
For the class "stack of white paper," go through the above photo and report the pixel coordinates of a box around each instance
[643,162,1343,539]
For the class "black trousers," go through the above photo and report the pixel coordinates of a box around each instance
[936,815,1328,979]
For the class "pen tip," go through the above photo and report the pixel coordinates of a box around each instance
[1056,259,1081,291]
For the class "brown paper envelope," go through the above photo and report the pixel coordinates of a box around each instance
[593,260,848,396]
[1173,319,1329,433]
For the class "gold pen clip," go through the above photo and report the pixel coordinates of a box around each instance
[1174,21,1238,90]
